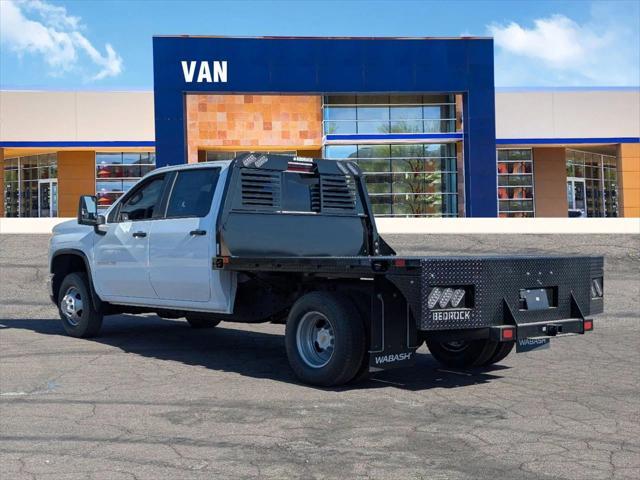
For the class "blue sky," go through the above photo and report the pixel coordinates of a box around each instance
[1,0,639,90]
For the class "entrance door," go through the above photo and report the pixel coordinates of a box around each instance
[38,180,58,217]
[567,178,587,217]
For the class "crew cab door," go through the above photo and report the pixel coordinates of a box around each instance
[148,167,224,304]
[93,173,167,299]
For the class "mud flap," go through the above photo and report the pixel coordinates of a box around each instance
[368,278,419,372]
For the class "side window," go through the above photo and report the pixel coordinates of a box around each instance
[166,168,220,218]
[119,175,165,221]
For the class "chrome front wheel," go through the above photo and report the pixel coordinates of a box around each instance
[57,272,103,338]
[61,286,84,326]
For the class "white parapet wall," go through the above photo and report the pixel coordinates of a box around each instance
[1,217,639,235]
[375,218,640,235]
[0,218,75,234]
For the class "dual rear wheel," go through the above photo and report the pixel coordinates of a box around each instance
[285,292,367,387]
[423,337,514,368]
[285,292,515,386]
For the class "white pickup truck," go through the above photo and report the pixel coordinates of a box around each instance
[49,153,604,386]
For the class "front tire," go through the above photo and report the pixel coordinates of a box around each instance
[58,272,103,338]
[285,292,366,387]
[425,337,498,368]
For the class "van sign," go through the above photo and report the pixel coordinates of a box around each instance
[181,61,227,83]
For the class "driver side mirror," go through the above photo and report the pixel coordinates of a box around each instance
[78,195,105,226]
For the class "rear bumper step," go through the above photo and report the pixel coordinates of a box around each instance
[490,317,593,343]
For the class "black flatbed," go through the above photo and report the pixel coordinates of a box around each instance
[220,254,602,276]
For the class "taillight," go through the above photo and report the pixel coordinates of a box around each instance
[501,327,515,341]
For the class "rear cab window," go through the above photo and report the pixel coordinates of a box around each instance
[165,168,221,218]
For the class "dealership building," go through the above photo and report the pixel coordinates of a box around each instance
[1,36,639,219]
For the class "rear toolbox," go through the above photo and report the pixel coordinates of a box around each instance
[416,256,604,332]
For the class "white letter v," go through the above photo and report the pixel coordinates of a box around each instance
[181,61,196,83]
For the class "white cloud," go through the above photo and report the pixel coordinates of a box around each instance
[0,0,122,81]
[489,15,602,67]
[486,4,639,86]
[22,0,82,30]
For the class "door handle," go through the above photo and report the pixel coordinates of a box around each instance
[189,229,207,236]
[132,231,147,238]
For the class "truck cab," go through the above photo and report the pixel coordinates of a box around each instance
[49,154,604,387]
[51,162,236,318]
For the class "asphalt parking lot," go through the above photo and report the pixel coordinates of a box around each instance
[1,233,639,480]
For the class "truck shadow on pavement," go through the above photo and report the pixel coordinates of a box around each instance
[2,315,507,392]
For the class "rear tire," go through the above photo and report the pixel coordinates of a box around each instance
[285,292,366,387]
[186,316,221,329]
[351,350,371,384]
[58,272,103,338]
[425,337,498,369]
[482,341,514,366]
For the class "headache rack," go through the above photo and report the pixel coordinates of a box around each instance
[216,153,395,258]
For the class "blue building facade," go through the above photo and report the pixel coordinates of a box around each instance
[152,36,497,217]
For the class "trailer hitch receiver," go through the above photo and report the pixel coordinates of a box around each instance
[541,324,563,336]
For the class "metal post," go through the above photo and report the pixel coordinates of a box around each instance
[600,154,606,217]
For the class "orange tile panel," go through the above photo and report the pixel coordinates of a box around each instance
[57,151,96,217]
[619,157,640,173]
[619,143,640,157]
[532,147,569,217]
[622,206,640,217]
[185,93,322,162]
[622,188,640,208]
[621,172,640,190]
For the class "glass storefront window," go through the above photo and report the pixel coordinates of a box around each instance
[96,152,156,210]
[497,149,535,217]
[323,95,457,135]
[325,143,459,217]
[358,158,392,173]
[3,154,57,217]
[391,106,422,120]
[566,149,618,217]
[324,145,357,160]
[323,106,357,134]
